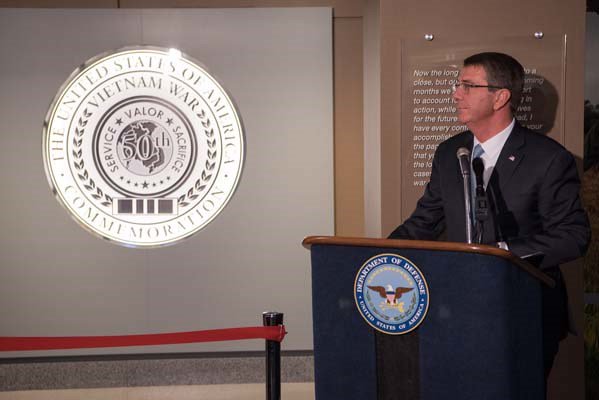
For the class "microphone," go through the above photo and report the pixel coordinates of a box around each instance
[457,147,471,177]
[456,147,473,243]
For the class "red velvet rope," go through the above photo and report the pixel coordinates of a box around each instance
[0,326,286,352]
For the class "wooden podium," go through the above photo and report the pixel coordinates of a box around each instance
[303,236,553,400]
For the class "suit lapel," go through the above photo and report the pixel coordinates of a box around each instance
[479,123,525,244]
[489,123,526,192]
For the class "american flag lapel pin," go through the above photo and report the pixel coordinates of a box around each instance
[508,155,516,162]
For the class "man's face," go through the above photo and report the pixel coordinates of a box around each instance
[452,65,497,127]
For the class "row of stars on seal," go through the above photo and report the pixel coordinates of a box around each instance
[118,175,171,188]
[114,117,175,126]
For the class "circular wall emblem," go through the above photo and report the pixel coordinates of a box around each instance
[43,47,244,247]
[354,254,429,334]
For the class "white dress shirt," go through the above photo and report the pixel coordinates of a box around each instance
[472,118,515,188]
[472,118,515,250]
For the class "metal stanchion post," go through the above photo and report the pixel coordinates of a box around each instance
[263,311,283,400]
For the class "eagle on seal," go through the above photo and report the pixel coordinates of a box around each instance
[368,284,413,304]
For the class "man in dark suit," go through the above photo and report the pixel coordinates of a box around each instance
[389,52,590,378]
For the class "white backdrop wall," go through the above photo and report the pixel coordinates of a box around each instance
[0,8,333,356]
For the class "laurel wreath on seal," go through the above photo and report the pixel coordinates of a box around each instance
[72,109,114,208]
[71,109,217,209]
[365,291,390,321]
[177,109,217,208]
[393,293,418,322]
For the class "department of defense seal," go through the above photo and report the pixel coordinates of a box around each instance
[43,47,244,247]
[354,254,429,334]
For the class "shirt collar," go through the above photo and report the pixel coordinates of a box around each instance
[473,119,515,162]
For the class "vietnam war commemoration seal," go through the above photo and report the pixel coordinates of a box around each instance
[43,47,244,247]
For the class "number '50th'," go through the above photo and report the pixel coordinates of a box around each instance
[120,131,170,161]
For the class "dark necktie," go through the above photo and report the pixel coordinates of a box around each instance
[471,144,484,219]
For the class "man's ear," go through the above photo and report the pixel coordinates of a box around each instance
[493,89,512,111]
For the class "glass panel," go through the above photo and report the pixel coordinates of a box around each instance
[400,35,566,215]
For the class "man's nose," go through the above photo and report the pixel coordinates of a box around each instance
[452,89,462,102]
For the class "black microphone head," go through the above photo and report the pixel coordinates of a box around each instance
[456,147,470,159]
[472,157,485,175]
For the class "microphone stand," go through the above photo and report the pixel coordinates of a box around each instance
[462,174,474,244]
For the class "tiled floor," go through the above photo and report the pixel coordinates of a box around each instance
[0,383,315,400]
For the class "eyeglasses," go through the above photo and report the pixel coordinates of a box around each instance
[451,82,506,94]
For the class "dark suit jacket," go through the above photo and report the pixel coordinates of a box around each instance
[389,123,591,360]
[389,122,590,269]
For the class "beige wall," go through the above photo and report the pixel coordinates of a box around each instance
[334,16,365,235]
[363,0,381,237]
